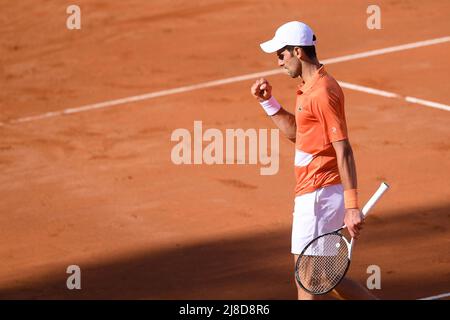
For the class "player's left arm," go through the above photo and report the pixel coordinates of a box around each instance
[332,139,364,239]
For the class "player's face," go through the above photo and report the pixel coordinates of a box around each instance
[277,48,302,78]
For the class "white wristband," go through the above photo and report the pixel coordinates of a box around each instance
[259,96,282,116]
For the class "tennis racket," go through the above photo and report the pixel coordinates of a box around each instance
[294,182,389,295]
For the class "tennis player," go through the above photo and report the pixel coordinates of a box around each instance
[251,21,377,300]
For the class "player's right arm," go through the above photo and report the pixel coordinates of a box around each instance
[250,78,297,143]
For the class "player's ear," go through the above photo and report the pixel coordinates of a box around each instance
[294,47,303,60]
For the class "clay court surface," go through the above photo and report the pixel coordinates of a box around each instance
[0,0,449,299]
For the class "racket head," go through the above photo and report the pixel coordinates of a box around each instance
[295,230,351,295]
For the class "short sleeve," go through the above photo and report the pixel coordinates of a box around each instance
[310,89,348,145]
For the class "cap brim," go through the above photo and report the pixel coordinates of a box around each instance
[260,38,284,53]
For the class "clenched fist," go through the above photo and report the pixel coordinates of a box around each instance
[251,78,272,102]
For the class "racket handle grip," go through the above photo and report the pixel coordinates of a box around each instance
[361,182,390,217]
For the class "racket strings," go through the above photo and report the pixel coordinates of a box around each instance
[296,233,350,294]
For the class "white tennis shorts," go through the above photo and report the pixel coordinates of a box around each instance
[291,183,345,255]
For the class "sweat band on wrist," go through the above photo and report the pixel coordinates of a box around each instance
[259,96,282,116]
[344,189,359,209]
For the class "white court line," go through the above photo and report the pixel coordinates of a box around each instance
[4,68,283,126]
[0,36,449,127]
[338,81,450,112]
[320,36,450,64]
[418,292,450,300]
[404,96,450,111]
[338,82,399,99]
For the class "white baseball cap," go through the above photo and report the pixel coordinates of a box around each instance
[260,21,316,53]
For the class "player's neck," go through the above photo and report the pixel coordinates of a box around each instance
[300,61,322,84]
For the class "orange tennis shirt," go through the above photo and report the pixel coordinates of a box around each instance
[294,65,348,196]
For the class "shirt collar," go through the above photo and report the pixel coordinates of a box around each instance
[296,64,327,95]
